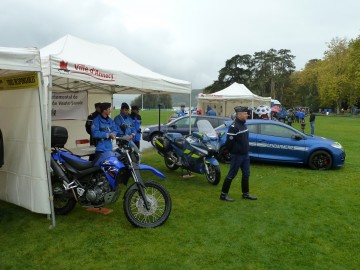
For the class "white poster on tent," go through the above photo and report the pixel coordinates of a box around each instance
[52,91,88,120]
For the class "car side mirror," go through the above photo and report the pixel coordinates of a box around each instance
[171,124,177,129]
[291,134,303,140]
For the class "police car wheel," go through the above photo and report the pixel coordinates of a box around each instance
[308,150,332,170]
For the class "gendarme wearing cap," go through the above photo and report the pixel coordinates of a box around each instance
[234,106,248,113]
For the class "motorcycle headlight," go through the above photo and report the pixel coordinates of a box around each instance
[331,142,343,149]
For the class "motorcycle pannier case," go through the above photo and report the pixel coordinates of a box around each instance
[154,137,169,154]
[51,126,68,147]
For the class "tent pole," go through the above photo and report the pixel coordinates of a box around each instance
[189,85,192,134]
[46,69,56,228]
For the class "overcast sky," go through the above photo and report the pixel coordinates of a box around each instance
[1,0,359,90]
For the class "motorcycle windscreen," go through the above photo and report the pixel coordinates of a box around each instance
[196,120,217,138]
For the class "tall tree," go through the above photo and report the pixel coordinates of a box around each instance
[204,54,253,93]
[288,59,320,109]
[132,94,172,109]
[274,49,296,102]
[317,37,350,113]
[346,35,360,109]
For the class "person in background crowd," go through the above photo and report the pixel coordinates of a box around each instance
[206,106,217,116]
[309,110,316,135]
[301,119,306,133]
[287,110,294,126]
[91,102,120,166]
[85,102,101,161]
[220,106,257,202]
[295,110,300,123]
[85,102,101,146]
[197,108,203,115]
[178,105,186,117]
[130,105,142,148]
[114,102,135,141]
[299,109,305,122]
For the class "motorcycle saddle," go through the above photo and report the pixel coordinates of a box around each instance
[174,138,185,149]
[61,155,95,171]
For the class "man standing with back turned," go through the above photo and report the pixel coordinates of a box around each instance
[220,106,257,202]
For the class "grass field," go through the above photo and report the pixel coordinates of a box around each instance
[1,115,359,269]
[113,108,177,126]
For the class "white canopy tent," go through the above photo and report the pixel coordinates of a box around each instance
[0,47,51,217]
[41,35,192,148]
[197,82,271,117]
[0,36,192,228]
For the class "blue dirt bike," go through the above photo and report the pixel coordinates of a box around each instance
[155,120,221,185]
[50,126,172,228]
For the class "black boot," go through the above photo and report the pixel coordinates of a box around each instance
[242,192,257,200]
[220,178,234,202]
[220,192,234,202]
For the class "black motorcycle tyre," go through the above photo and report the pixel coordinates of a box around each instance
[51,176,77,215]
[123,181,172,228]
[164,152,179,170]
[205,164,221,185]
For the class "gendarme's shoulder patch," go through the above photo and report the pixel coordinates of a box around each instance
[229,136,234,140]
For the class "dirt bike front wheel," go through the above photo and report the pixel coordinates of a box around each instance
[123,181,172,228]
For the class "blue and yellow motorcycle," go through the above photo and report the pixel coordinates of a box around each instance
[155,120,221,185]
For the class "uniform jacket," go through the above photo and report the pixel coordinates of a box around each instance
[224,118,249,155]
[114,113,136,137]
[178,110,186,117]
[91,114,119,152]
[85,111,99,135]
[309,113,316,122]
[85,111,99,146]
[130,112,142,142]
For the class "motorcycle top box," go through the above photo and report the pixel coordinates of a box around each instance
[51,126,68,148]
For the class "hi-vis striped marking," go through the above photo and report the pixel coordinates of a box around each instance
[250,142,308,151]
[227,129,248,136]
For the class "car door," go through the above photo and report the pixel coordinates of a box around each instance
[256,123,306,162]
[247,123,259,158]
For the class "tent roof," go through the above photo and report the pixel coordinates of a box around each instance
[0,47,41,76]
[198,82,271,101]
[40,35,191,94]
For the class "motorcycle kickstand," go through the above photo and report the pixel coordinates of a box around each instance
[182,169,193,178]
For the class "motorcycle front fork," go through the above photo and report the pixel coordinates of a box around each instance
[203,158,210,175]
[126,151,151,211]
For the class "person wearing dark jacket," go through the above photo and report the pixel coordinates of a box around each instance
[309,110,316,135]
[85,102,101,146]
[220,106,257,202]
[130,105,142,149]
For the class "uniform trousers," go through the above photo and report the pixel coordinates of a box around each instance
[225,153,250,193]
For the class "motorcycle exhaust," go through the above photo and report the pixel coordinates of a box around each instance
[51,156,70,182]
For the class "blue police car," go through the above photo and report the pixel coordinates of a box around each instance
[215,120,345,170]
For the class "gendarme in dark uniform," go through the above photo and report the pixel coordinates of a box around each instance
[85,102,101,146]
[220,106,257,202]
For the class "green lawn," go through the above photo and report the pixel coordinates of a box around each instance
[1,115,359,269]
[113,109,177,126]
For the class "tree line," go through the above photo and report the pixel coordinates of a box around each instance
[204,35,360,113]
[132,34,360,113]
